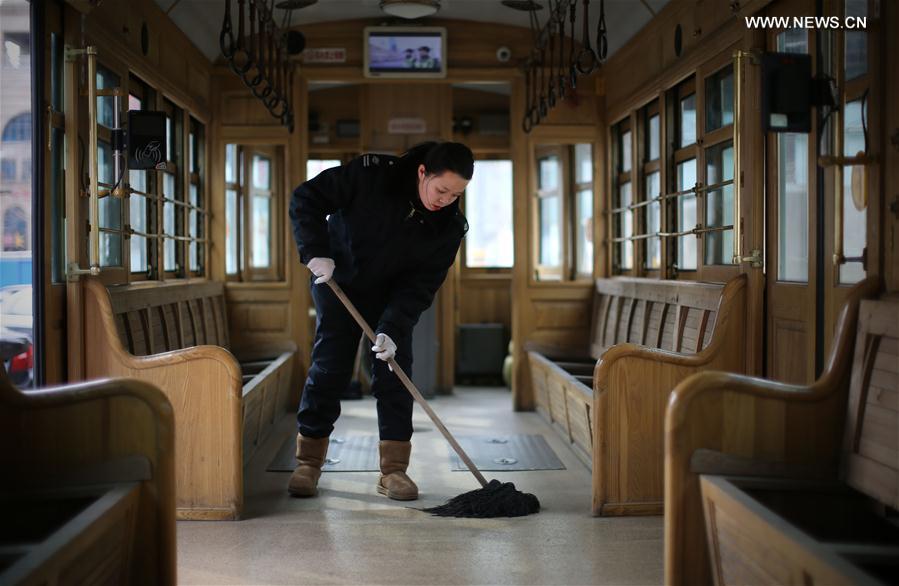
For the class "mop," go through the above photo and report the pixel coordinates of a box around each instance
[324,279,540,518]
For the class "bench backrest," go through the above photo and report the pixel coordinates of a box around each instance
[105,281,230,356]
[841,298,898,510]
[589,277,733,360]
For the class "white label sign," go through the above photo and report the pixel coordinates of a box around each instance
[302,48,347,64]
[388,117,427,134]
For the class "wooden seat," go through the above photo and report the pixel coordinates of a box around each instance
[83,278,297,520]
[527,275,747,516]
[664,278,891,586]
[0,369,176,585]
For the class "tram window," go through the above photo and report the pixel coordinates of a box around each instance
[775,29,810,283]
[188,118,205,275]
[573,145,593,278]
[612,120,633,274]
[306,159,341,179]
[839,98,867,284]
[639,102,662,271]
[225,144,283,281]
[704,142,734,265]
[250,154,272,269]
[705,66,733,133]
[96,66,118,129]
[645,171,661,269]
[676,159,697,271]
[536,150,562,280]
[464,159,513,269]
[678,94,696,148]
[225,144,240,276]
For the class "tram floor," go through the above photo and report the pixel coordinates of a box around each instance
[176,386,664,585]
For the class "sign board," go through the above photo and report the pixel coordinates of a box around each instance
[387,117,427,135]
[302,48,347,64]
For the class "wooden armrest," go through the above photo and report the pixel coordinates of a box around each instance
[112,345,243,397]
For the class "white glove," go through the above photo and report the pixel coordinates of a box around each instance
[372,333,397,371]
[307,257,335,284]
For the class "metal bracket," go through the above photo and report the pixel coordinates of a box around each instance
[67,261,100,282]
[734,248,763,269]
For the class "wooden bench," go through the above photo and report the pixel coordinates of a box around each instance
[527,275,746,516]
[83,278,297,520]
[0,370,176,585]
[664,278,890,586]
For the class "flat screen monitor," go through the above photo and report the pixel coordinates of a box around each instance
[364,27,447,79]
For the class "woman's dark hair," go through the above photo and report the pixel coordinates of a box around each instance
[403,141,474,180]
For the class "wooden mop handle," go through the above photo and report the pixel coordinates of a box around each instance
[325,279,489,488]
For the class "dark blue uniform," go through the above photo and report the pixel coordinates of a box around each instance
[290,152,467,440]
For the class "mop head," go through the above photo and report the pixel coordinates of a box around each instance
[422,479,540,518]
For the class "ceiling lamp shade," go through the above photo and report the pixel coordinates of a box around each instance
[380,0,440,19]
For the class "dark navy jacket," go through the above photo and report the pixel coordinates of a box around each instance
[290,153,468,342]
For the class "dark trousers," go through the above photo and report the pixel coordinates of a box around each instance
[297,281,414,441]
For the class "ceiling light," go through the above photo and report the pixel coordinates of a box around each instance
[380,0,440,19]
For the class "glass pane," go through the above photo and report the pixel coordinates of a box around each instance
[189,182,198,208]
[165,115,172,161]
[574,143,592,183]
[189,241,199,273]
[306,158,340,180]
[99,195,121,230]
[576,188,593,276]
[840,99,866,284]
[619,182,633,270]
[465,160,513,268]
[100,233,122,267]
[189,131,195,174]
[225,144,238,183]
[128,93,141,111]
[129,192,146,233]
[130,235,147,274]
[704,142,734,265]
[620,130,632,173]
[98,141,113,186]
[252,155,271,190]
[647,114,660,161]
[251,195,271,268]
[129,168,147,194]
[538,156,559,191]
[777,133,809,281]
[705,66,734,132]
[226,188,238,275]
[164,200,175,271]
[645,171,661,269]
[96,66,119,129]
[776,28,808,53]
[539,196,561,268]
[677,159,697,270]
[0,0,33,388]
[163,172,175,200]
[189,208,197,239]
[679,94,696,148]
[844,0,867,81]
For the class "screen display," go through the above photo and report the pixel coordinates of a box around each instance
[367,32,443,73]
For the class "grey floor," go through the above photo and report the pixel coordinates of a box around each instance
[177,387,664,585]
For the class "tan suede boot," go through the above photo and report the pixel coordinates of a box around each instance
[377,440,418,501]
[288,435,329,497]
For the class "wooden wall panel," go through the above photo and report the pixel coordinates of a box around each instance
[458,277,511,331]
[364,83,449,152]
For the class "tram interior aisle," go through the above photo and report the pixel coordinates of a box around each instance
[176,387,663,585]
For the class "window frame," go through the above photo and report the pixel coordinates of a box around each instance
[530,139,596,284]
